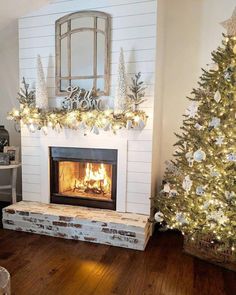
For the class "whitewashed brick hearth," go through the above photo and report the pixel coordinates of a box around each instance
[3,202,152,250]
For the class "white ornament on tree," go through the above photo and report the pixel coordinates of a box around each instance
[194,123,204,130]
[154,211,164,223]
[176,212,188,225]
[163,183,171,193]
[208,63,219,71]
[185,102,199,118]
[214,90,221,103]
[185,151,194,167]
[193,149,206,162]
[215,136,224,146]
[208,209,229,225]
[226,153,236,162]
[225,191,235,200]
[196,186,205,196]
[182,175,192,192]
[233,44,236,54]
[114,48,127,113]
[209,117,221,128]
[36,55,48,109]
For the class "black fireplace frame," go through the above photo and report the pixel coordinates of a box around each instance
[50,147,117,210]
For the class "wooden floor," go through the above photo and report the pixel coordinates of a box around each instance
[0,203,235,295]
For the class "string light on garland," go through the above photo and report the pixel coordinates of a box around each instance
[8,107,147,134]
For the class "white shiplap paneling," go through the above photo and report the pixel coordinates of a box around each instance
[19,0,157,215]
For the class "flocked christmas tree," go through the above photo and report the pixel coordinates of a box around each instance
[155,9,236,253]
[114,47,128,113]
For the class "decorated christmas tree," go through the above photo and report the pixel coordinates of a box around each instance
[155,9,236,253]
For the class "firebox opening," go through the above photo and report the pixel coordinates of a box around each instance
[59,161,113,201]
[50,147,117,210]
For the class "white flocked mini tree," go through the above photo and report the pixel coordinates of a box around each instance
[35,54,48,109]
[114,47,128,113]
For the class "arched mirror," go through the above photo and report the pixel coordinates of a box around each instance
[56,11,111,96]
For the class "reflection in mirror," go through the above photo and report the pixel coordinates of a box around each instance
[71,79,94,89]
[61,22,68,35]
[61,80,69,91]
[97,18,106,31]
[71,17,94,30]
[61,37,68,77]
[97,33,105,76]
[56,11,111,96]
[71,31,94,76]
[97,78,104,92]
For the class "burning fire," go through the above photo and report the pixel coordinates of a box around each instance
[75,163,111,195]
[59,161,112,199]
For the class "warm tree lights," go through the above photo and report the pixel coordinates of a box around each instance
[155,34,236,254]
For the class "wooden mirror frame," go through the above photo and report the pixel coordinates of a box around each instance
[55,11,111,96]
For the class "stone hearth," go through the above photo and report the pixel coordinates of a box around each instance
[2,201,152,250]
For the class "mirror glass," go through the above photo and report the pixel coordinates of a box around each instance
[97,32,105,76]
[71,79,94,89]
[71,17,94,29]
[61,22,68,35]
[60,37,68,77]
[71,31,94,76]
[97,18,105,31]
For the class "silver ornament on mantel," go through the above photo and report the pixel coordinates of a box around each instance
[193,149,206,162]
[126,120,132,130]
[92,125,99,135]
[104,123,111,132]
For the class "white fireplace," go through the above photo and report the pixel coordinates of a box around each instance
[21,126,153,215]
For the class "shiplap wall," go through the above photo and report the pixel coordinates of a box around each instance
[19,0,157,215]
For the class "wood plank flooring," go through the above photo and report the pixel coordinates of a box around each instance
[0,203,235,295]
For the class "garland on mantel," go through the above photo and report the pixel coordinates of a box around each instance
[8,78,148,135]
[8,106,147,135]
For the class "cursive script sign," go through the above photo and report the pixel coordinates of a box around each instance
[62,86,103,111]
